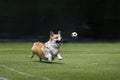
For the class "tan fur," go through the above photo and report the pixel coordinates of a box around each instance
[31,42,46,59]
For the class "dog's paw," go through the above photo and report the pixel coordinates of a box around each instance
[58,57,63,60]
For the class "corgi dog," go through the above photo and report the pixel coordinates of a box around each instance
[30,31,63,62]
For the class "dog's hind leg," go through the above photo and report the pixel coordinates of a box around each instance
[30,53,35,59]
[39,56,42,62]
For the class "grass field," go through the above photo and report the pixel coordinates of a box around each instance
[0,42,120,80]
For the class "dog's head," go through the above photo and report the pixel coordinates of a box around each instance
[49,31,63,44]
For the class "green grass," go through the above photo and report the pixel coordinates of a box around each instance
[0,42,120,80]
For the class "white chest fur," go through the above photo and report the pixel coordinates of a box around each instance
[50,47,59,55]
[45,41,60,55]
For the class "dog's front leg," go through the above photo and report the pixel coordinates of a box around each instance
[57,53,63,60]
[45,53,52,62]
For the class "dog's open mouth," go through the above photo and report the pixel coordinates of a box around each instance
[56,40,62,43]
[56,38,63,44]
[56,39,63,43]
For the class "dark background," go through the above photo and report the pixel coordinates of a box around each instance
[0,0,120,41]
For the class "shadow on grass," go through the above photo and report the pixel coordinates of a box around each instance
[31,60,63,64]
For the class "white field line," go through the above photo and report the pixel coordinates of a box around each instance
[42,76,51,80]
[0,77,9,80]
[0,64,33,77]
[0,64,51,80]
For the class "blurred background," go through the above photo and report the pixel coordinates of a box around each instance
[0,0,119,42]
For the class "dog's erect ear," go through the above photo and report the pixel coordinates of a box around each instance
[58,31,61,35]
[50,31,54,36]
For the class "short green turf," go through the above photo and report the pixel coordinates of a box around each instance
[0,42,120,80]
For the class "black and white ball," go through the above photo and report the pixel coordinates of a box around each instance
[71,32,78,38]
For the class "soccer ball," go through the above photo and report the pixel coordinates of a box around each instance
[71,32,78,38]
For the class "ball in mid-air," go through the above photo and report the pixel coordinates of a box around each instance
[71,32,78,38]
